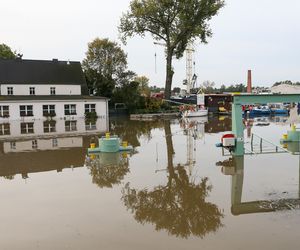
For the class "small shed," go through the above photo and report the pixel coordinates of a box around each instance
[205,94,233,113]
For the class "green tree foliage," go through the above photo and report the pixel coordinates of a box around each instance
[224,83,246,92]
[198,82,246,94]
[119,0,225,99]
[172,87,181,94]
[0,43,17,59]
[111,80,144,112]
[134,75,150,96]
[82,38,128,97]
[150,85,164,93]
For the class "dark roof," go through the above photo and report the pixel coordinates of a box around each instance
[0,58,89,94]
[0,95,107,101]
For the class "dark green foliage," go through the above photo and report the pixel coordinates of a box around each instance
[110,81,142,112]
[84,68,115,98]
[200,83,247,94]
[82,38,129,98]
[85,111,98,121]
[0,44,16,59]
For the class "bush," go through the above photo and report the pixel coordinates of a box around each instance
[85,111,98,121]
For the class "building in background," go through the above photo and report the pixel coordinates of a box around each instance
[0,58,108,121]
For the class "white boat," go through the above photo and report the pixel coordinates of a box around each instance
[180,94,208,118]
[182,108,208,117]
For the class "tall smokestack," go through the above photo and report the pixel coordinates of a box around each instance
[247,70,252,93]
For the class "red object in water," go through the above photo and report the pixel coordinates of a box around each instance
[221,133,235,143]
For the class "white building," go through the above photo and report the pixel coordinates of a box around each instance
[0,58,109,122]
[271,84,300,94]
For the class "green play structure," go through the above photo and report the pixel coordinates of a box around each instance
[231,94,300,156]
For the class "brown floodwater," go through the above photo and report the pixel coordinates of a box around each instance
[1,116,300,250]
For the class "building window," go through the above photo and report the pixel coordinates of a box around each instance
[0,106,9,118]
[65,120,77,132]
[29,87,35,95]
[32,140,38,149]
[20,122,34,134]
[7,87,13,95]
[20,105,33,117]
[64,104,76,115]
[84,104,96,113]
[85,120,97,131]
[10,142,16,150]
[52,138,58,147]
[43,105,56,117]
[50,87,56,95]
[43,120,56,133]
[0,123,10,135]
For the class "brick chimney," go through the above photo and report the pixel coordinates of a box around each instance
[247,70,252,93]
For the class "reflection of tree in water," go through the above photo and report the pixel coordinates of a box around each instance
[86,153,130,188]
[110,118,165,147]
[122,120,223,238]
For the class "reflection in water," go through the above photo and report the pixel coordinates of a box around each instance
[0,136,94,179]
[86,153,130,188]
[0,117,108,180]
[122,120,223,238]
[205,116,231,133]
[218,156,300,215]
[110,118,166,147]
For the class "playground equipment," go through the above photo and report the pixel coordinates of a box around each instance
[218,94,300,156]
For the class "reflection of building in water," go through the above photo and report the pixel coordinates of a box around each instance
[205,116,231,133]
[0,136,94,179]
[0,118,107,153]
[0,116,109,178]
[0,118,107,140]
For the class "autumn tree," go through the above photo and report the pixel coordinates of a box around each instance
[119,0,225,99]
[82,38,129,97]
[134,75,150,96]
[0,43,17,59]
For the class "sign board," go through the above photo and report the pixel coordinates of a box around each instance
[197,94,205,106]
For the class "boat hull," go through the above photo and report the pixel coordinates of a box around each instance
[182,109,208,117]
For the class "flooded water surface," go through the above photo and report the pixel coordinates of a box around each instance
[1,116,300,249]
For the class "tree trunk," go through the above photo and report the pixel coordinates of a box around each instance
[164,120,175,177]
[164,50,174,100]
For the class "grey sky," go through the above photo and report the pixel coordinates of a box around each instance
[1,0,299,88]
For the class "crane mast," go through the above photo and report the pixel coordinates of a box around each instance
[185,43,195,95]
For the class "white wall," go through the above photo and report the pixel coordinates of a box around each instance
[0,98,108,121]
[0,84,81,95]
